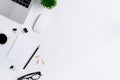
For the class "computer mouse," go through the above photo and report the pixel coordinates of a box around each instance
[32,14,50,34]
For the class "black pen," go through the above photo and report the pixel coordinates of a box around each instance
[23,45,40,69]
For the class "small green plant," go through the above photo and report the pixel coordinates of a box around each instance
[40,0,57,9]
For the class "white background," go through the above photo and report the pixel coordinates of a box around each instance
[1,0,120,80]
[43,0,120,80]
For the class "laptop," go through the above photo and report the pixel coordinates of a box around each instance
[0,0,34,24]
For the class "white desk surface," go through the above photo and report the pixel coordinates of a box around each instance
[2,0,120,80]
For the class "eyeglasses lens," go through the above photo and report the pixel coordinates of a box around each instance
[31,74,40,80]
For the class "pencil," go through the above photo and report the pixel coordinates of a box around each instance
[23,45,40,69]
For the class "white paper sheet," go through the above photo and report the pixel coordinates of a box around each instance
[7,33,40,66]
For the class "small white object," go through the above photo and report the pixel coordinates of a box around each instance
[32,14,50,33]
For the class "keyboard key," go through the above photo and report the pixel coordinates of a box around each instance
[11,0,32,8]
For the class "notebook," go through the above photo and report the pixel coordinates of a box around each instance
[7,33,40,66]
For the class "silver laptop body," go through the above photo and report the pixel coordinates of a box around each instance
[0,0,33,24]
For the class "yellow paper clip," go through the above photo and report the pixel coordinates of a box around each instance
[35,55,41,58]
[41,59,45,65]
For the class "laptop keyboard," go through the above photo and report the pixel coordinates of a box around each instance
[11,0,32,8]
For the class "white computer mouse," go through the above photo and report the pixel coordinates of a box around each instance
[32,14,50,34]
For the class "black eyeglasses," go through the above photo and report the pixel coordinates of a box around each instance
[18,71,42,80]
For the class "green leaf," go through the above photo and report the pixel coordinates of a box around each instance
[40,0,57,9]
